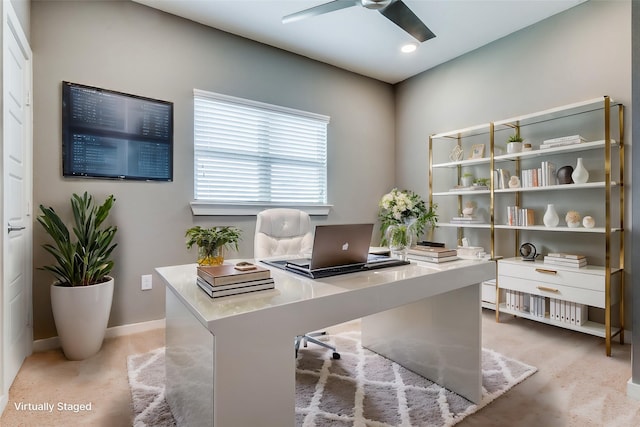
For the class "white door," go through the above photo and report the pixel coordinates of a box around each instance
[2,1,32,405]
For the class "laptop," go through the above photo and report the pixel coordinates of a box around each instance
[262,223,407,278]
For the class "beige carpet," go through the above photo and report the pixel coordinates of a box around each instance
[128,330,536,427]
[3,311,639,426]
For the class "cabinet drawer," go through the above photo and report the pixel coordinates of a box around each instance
[498,275,606,307]
[499,262,603,292]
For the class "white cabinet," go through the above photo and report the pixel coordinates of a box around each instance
[428,96,624,356]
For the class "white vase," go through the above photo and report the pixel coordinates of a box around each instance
[543,204,559,227]
[50,277,114,360]
[571,157,589,184]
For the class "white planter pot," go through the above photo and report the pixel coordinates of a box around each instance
[507,142,522,154]
[50,277,114,360]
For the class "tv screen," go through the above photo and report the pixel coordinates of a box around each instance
[62,81,173,181]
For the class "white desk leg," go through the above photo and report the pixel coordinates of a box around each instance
[166,289,214,426]
[166,291,296,427]
[361,283,482,403]
[212,328,294,426]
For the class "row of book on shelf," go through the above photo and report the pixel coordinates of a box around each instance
[506,206,535,226]
[495,161,558,190]
[504,289,588,325]
[196,263,274,298]
[405,245,458,264]
[543,253,587,268]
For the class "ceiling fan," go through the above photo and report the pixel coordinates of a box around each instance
[282,0,435,43]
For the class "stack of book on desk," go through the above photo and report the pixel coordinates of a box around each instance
[406,246,458,263]
[196,264,274,298]
[543,253,587,268]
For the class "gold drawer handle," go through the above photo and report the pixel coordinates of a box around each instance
[537,285,559,293]
[535,268,557,275]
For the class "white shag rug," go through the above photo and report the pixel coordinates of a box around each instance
[127,330,536,427]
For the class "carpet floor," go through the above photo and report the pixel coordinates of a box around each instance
[128,329,536,427]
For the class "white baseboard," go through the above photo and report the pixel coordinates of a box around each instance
[32,318,166,353]
[627,378,640,400]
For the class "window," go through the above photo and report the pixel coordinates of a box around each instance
[193,89,330,215]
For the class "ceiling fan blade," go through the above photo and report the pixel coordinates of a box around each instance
[283,0,359,24]
[379,0,435,42]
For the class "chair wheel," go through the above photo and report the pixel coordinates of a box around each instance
[332,352,341,360]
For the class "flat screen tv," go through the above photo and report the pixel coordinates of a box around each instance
[62,81,173,181]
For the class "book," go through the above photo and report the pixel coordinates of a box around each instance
[197,276,275,292]
[416,241,446,248]
[546,253,586,260]
[197,278,275,298]
[408,254,458,263]
[543,134,585,144]
[407,246,457,257]
[197,264,271,286]
[450,217,485,224]
[543,258,587,268]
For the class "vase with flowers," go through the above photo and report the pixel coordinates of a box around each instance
[378,188,438,260]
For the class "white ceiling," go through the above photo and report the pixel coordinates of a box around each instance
[133,0,586,84]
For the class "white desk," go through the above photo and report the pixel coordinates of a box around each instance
[158,259,495,427]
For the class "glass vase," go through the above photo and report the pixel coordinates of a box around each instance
[385,217,417,261]
[198,246,224,266]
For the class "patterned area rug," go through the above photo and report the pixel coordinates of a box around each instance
[127,331,536,427]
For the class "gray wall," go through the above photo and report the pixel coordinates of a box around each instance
[31,0,395,339]
[396,0,632,325]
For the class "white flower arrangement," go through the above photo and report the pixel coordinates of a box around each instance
[378,188,437,246]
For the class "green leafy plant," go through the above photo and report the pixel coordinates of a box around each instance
[473,177,490,186]
[378,188,438,246]
[37,192,117,287]
[462,172,473,178]
[185,226,242,264]
[508,134,524,143]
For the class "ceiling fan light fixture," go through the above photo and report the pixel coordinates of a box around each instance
[361,0,393,11]
[401,43,417,53]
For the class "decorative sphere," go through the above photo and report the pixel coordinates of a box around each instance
[556,165,574,184]
[583,216,595,228]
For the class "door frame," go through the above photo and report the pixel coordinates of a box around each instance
[0,0,33,414]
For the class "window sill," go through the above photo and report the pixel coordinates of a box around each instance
[190,202,333,216]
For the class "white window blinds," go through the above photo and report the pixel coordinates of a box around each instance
[193,89,329,205]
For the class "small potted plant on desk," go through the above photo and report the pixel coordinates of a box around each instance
[37,192,118,361]
[185,225,242,266]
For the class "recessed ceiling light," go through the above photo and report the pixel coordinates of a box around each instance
[401,43,417,53]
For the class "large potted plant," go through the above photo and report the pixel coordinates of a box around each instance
[37,192,117,360]
[185,226,242,266]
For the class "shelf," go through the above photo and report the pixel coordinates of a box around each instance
[493,140,617,163]
[494,181,619,193]
[493,97,619,129]
[497,303,618,338]
[428,96,624,356]
[493,225,622,233]
[432,157,490,169]
[431,122,491,139]
[433,189,491,196]
[437,222,491,229]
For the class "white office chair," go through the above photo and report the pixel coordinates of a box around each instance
[254,208,340,359]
